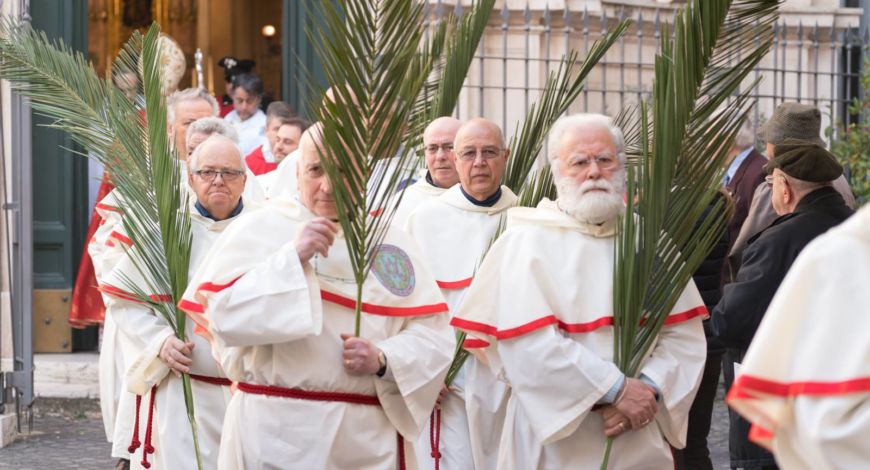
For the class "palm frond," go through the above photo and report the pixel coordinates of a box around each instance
[604,2,778,467]
[307,0,464,336]
[613,104,647,160]
[426,0,495,120]
[0,18,116,157]
[502,20,630,192]
[0,20,202,467]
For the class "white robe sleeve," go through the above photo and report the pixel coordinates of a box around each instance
[207,241,323,347]
[496,326,623,445]
[373,312,455,440]
[770,395,870,470]
[107,298,175,396]
[638,314,706,448]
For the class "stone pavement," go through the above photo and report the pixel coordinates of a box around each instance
[0,392,734,469]
[0,398,114,469]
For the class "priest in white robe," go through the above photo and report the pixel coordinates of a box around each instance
[180,124,455,469]
[405,118,517,470]
[727,204,870,470]
[100,135,250,469]
[389,117,462,227]
[451,113,708,469]
[92,96,262,466]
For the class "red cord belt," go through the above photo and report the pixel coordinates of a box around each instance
[236,382,406,470]
[128,373,231,468]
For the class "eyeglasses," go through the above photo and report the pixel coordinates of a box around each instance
[193,169,245,182]
[456,147,504,162]
[568,154,619,172]
[424,143,454,154]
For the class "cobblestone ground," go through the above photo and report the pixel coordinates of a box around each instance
[0,391,733,469]
[0,407,114,469]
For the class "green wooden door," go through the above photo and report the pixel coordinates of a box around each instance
[282,0,330,120]
[30,0,94,351]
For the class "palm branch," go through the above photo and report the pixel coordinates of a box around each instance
[603,1,778,468]
[0,20,202,468]
[306,0,498,337]
[423,0,495,121]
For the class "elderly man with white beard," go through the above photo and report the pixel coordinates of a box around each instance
[405,118,518,470]
[450,113,707,469]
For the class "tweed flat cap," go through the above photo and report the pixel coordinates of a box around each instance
[758,102,825,146]
[764,139,843,182]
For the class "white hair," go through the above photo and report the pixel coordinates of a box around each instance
[546,113,626,169]
[167,88,218,125]
[189,134,244,172]
[186,117,239,144]
[547,113,627,224]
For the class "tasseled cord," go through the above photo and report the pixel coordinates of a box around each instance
[429,409,442,469]
[127,387,157,468]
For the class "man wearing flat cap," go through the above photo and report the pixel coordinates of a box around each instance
[727,102,855,279]
[711,139,854,470]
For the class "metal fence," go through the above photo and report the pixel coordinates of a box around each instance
[425,1,867,147]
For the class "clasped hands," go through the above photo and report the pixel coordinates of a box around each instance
[598,378,659,438]
[160,336,195,377]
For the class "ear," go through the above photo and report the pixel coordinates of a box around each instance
[503,148,510,162]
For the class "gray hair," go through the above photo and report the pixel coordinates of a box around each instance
[167,88,218,125]
[189,134,244,172]
[547,113,626,170]
[186,117,239,145]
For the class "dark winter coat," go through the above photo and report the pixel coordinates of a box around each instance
[712,185,853,469]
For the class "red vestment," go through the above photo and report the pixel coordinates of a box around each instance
[68,173,115,327]
[245,145,278,176]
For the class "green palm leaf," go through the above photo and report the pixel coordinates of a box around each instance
[0,20,202,468]
[307,0,497,336]
[603,1,778,468]
[425,0,495,121]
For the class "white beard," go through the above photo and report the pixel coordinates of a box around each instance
[554,171,625,224]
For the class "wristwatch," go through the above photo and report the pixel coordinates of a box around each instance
[376,350,387,377]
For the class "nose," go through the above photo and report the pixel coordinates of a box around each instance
[321,176,333,194]
[585,159,602,180]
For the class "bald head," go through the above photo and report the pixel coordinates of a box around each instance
[454,118,506,150]
[423,117,462,188]
[453,118,509,200]
[189,134,243,172]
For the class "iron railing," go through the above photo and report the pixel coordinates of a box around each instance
[425,1,867,147]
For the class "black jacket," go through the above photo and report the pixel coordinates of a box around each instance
[712,186,854,351]
[691,193,730,354]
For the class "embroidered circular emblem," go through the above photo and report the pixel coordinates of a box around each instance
[371,244,416,297]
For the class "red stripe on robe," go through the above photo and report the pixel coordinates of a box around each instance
[68,175,114,327]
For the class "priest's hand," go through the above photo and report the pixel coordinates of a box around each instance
[599,406,631,438]
[160,336,195,377]
[295,218,338,264]
[340,334,382,376]
[613,377,658,430]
